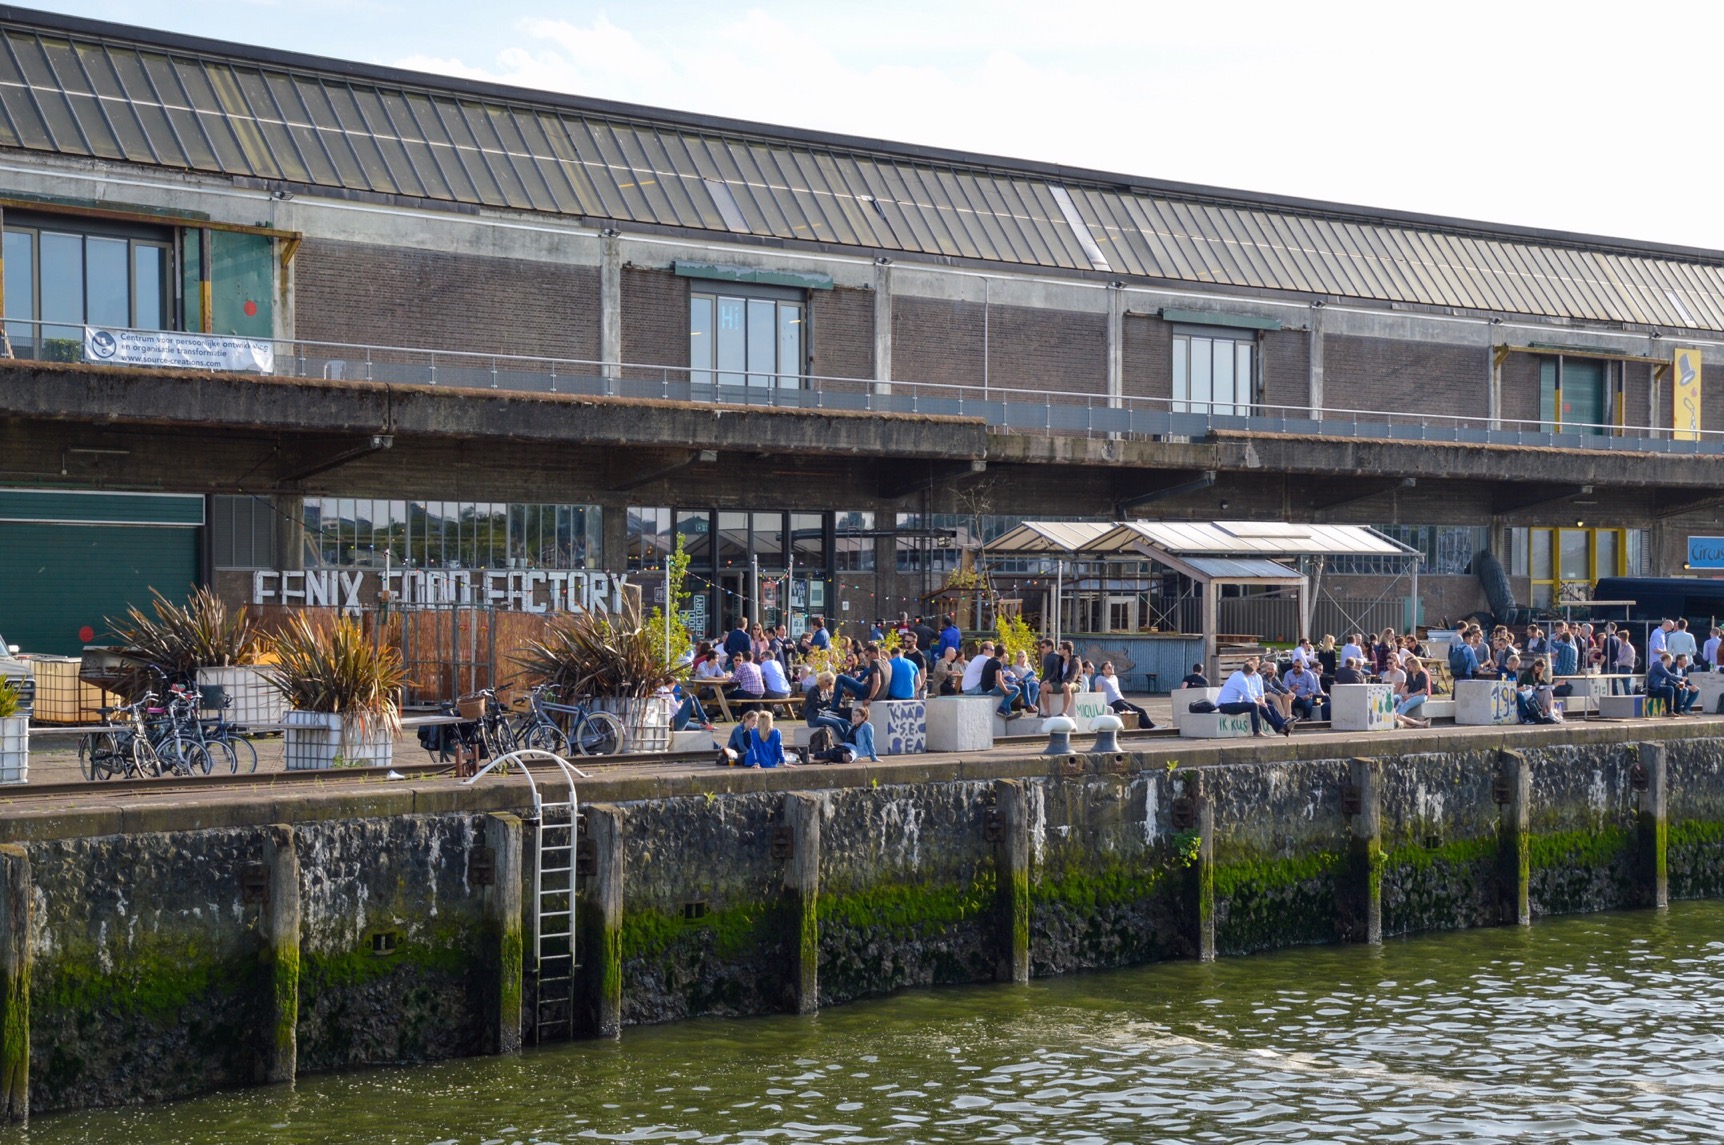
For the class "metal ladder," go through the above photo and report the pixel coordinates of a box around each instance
[463,748,588,1044]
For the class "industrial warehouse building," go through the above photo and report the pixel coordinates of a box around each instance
[0,5,1721,657]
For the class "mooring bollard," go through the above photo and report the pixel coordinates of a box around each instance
[1042,715,1076,755]
[1089,712,1124,755]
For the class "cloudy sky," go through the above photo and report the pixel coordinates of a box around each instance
[27,0,1724,249]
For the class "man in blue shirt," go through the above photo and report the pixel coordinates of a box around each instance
[1286,661,1328,721]
[938,615,962,657]
[723,618,752,664]
[1551,633,1580,678]
[885,647,920,701]
[1218,656,1293,736]
[808,616,831,651]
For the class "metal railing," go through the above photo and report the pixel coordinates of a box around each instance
[7,318,1722,455]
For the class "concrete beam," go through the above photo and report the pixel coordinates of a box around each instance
[0,844,28,1123]
[1312,477,1415,513]
[1492,483,1592,516]
[782,793,821,1014]
[1115,470,1216,515]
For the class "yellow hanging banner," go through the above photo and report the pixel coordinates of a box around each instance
[1674,347,1703,440]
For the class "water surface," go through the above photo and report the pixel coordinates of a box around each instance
[26,901,1724,1143]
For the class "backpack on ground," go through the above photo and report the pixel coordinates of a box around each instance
[807,725,837,757]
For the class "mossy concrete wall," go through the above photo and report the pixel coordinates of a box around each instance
[7,723,1724,1114]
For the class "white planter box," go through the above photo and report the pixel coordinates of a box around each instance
[282,709,395,770]
[0,716,25,784]
[196,666,285,728]
[591,695,675,753]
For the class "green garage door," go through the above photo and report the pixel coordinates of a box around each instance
[0,491,202,655]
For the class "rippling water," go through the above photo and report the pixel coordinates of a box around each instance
[27,901,1724,1143]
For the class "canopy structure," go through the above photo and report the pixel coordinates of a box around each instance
[982,521,1421,676]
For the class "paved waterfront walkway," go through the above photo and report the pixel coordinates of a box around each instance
[8,696,1719,827]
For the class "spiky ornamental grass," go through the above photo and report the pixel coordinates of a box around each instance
[267,613,407,734]
[106,587,263,695]
[514,610,684,700]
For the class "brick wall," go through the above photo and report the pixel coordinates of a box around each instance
[1326,334,1488,420]
[1625,361,1653,430]
[1499,352,1541,426]
[809,286,874,380]
[621,267,687,378]
[891,297,985,390]
[1122,313,1171,402]
[1261,329,1309,412]
[294,239,600,360]
[985,303,1107,396]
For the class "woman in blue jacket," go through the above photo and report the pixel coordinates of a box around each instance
[745,711,795,767]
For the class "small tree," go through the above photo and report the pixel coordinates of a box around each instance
[640,535,695,669]
[996,612,1037,661]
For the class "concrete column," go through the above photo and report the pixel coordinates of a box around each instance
[586,804,625,1038]
[484,813,524,1053]
[0,844,29,1123]
[782,793,821,1014]
[1308,303,1325,417]
[1498,750,1531,926]
[275,495,305,572]
[1344,758,1383,944]
[260,824,299,1086]
[600,504,630,573]
[994,779,1031,984]
[600,231,623,387]
[872,260,893,395]
[1487,332,1502,429]
[1105,284,1125,409]
[1196,787,1216,962]
[1635,742,1669,909]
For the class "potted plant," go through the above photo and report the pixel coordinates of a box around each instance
[0,679,25,784]
[514,610,683,753]
[268,614,406,770]
[107,588,284,727]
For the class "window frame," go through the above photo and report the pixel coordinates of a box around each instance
[1,211,177,353]
[1170,323,1259,416]
[688,281,807,389]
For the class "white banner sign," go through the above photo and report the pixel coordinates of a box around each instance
[252,568,631,614]
[84,326,275,373]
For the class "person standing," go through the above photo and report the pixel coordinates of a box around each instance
[902,632,930,698]
[885,646,920,701]
[938,615,963,657]
[808,616,831,651]
[724,617,753,664]
[1705,626,1723,673]
[1668,619,1698,664]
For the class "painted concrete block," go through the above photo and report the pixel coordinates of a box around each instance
[1455,679,1517,726]
[1599,694,1647,719]
[1170,688,1223,732]
[1691,673,1724,715]
[1179,710,1254,738]
[1421,698,1456,720]
[1332,683,1395,732]
[867,699,926,755]
[926,697,996,752]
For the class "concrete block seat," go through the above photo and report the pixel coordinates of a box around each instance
[1455,679,1517,726]
[1179,709,1254,738]
[993,690,1109,738]
[926,696,997,752]
[1420,697,1456,720]
[1598,694,1648,720]
[866,699,926,755]
[1170,688,1223,733]
[1691,673,1724,715]
[1332,682,1395,733]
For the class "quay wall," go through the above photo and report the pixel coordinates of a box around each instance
[0,724,1716,1116]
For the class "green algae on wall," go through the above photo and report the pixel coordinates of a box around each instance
[1212,849,1344,955]
[1526,826,1636,917]
[1669,819,1724,899]
[820,869,1002,1004]
[1380,836,1499,936]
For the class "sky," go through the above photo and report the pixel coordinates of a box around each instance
[22,0,1724,250]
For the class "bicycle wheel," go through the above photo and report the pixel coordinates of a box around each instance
[130,734,162,778]
[79,732,122,781]
[572,712,625,756]
[523,723,570,756]
[222,733,259,774]
[200,738,237,775]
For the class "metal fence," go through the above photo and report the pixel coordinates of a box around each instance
[1214,595,1406,645]
[11,318,1724,455]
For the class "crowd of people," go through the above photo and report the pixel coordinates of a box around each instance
[674,611,1159,766]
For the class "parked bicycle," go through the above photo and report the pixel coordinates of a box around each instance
[517,683,624,757]
[78,688,213,779]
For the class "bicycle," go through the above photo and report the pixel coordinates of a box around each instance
[516,683,625,757]
[198,689,259,774]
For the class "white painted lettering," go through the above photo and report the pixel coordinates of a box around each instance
[252,570,278,605]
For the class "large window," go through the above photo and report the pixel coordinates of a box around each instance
[689,286,804,388]
[303,500,599,570]
[1172,326,1256,416]
[1510,526,1637,608]
[3,217,172,358]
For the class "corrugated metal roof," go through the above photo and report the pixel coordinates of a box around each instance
[984,521,1415,558]
[1183,557,1303,580]
[5,11,1724,331]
